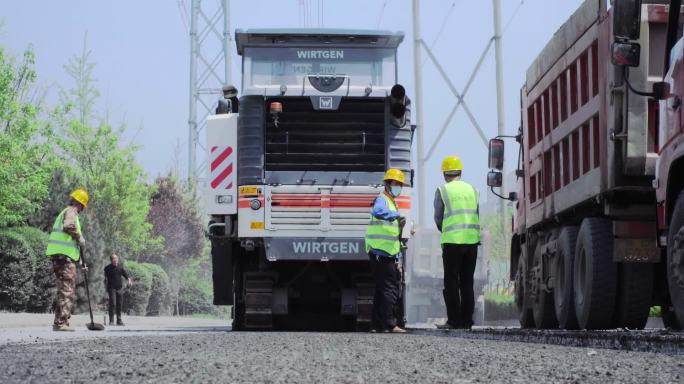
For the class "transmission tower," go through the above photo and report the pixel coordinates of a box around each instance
[187,0,232,185]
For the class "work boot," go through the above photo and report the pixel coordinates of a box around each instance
[116,318,124,326]
[435,322,456,330]
[390,326,407,333]
[53,324,75,332]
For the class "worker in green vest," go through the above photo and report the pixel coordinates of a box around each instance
[434,156,480,330]
[365,169,407,333]
[45,188,89,331]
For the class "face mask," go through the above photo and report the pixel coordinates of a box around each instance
[390,186,402,197]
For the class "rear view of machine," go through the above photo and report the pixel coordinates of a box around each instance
[205,29,413,330]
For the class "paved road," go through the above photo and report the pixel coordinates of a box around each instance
[0,314,682,383]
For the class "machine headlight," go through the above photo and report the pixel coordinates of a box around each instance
[216,195,232,204]
[250,199,262,210]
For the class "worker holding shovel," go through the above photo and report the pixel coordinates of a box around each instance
[45,188,90,331]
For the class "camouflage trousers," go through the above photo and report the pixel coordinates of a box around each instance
[52,255,77,326]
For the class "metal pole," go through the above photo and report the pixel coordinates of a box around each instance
[412,0,426,227]
[188,0,200,184]
[222,0,231,85]
[493,0,507,252]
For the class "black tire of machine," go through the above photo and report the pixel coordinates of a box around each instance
[553,226,579,330]
[667,189,684,327]
[614,262,653,329]
[515,246,535,328]
[531,243,558,329]
[661,303,683,330]
[573,218,617,330]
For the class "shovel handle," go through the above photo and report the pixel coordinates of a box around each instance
[80,247,96,325]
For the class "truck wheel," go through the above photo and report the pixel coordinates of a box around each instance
[531,243,557,329]
[554,226,579,329]
[614,263,653,329]
[515,246,534,328]
[573,218,617,329]
[662,304,683,330]
[667,189,684,327]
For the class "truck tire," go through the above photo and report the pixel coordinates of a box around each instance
[614,263,653,329]
[532,243,557,329]
[667,189,684,327]
[554,226,579,329]
[662,304,683,330]
[515,246,534,328]
[573,218,617,330]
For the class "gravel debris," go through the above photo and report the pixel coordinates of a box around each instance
[0,331,681,383]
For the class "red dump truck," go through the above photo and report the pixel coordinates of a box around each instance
[486,0,684,330]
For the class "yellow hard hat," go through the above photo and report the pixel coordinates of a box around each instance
[441,156,463,173]
[383,168,405,185]
[70,188,89,208]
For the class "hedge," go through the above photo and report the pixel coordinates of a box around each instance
[0,227,53,312]
[143,262,171,316]
[122,261,153,316]
[17,227,55,312]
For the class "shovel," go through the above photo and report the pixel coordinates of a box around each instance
[80,247,105,331]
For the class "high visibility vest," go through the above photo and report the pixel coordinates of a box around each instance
[365,193,401,257]
[45,208,82,261]
[439,180,480,245]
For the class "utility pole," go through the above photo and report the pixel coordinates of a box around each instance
[187,0,231,186]
[412,0,426,227]
[188,0,199,186]
[493,0,507,250]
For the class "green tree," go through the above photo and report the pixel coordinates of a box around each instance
[53,39,162,309]
[0,47,54,227]
[142,176,206,312]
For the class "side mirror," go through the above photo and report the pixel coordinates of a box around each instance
[488,138,505,171]
[611,41,641,67]
[508,192,518,202]
[613,0,642,41]
[487,171,502,188]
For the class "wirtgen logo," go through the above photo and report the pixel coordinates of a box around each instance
[297,50,344,59]
[292,241,360,254]
[319,97,333,109]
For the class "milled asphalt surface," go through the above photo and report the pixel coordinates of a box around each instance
[0,314,682,383]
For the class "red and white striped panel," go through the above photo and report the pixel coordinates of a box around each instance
[210,146,234,189]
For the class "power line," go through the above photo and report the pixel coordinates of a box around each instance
[429,0,458,49]
[177,0,190,32]
[503,0,525,35]
[421,0,459,67]
[376,0,387,28]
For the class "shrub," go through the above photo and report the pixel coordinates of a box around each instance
[143,262,171,316]
[178,280,214,315]
[13,227,54,312]
[650,306,662,318]
[484,291,515,305]
[122,261,152,315]
[0,228,36,311]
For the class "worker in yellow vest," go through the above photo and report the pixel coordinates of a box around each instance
[434,156,480,330]
[45,188,89,331]
[365,169,407,333]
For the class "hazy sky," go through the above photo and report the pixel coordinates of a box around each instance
[1,0,585,222]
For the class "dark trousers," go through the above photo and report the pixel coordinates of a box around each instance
[369,253,401,330]
[442,244,478,327]
[108,288,123,321]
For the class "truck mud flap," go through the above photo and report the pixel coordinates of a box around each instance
[211,240,234,305]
